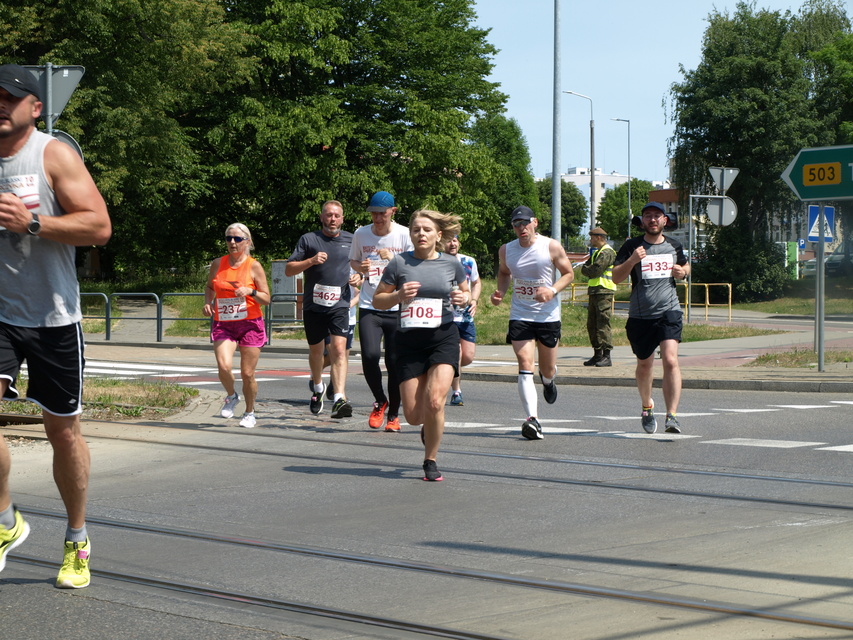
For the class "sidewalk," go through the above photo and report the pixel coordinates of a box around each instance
[85,300,853,394]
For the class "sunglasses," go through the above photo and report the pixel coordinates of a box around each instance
[225,236,246,243]
[512,219,532,228]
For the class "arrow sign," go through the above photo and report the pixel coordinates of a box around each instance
[781,145,853,201]
[807,204,834,242]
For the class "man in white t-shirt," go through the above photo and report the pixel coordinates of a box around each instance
[349,191,413,432]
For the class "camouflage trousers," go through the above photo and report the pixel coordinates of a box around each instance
[586,292,614,351]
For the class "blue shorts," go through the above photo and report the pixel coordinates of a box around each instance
[211,316,266,348]
[455,320,476,343]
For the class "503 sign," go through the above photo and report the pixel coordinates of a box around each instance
[804,162,842,187]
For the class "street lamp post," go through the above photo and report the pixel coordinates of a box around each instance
[612,118,631,239]
[564,91,595,232]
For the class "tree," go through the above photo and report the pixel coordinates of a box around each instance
[595,179,653,243]
[534,177,587,241]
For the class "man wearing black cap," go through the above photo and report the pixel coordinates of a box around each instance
[491,206,574,440]
[0,63,111,588]
[612,202,689,434]
[581,226,616,367]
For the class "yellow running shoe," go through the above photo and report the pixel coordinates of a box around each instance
[56,538,91,589]
[0,508,30,573]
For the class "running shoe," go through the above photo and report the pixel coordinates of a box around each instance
[220,393,239,418]
[309,390,324,415]
[385,416,401,432]
[641,406,657,434]
[56,538,91,589]
[368,401,388,429]
[540,371,558,404]
[239,412,256,428]
[665,413,682,434]
[450,391,464,406]
[521,416,544,440]
[325,381,335,400]
[422,459,443,481]
[331,398,353,419]
[0,507,30,573]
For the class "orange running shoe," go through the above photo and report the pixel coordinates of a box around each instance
[385,416,401,432]
[368,401,388,429]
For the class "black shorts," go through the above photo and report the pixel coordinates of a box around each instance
[506,320,561,349]
[0,322,85,416]
[303,307,350,346]
[395,323,460,382]
[625,310,683,360]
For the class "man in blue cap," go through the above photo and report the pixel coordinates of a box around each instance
[611,202,689,434]
[349,191,413,432]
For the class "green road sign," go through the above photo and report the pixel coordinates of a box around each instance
[781,145,853,201]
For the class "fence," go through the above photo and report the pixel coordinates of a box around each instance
[563,282,732,321]
[81,291,303,342]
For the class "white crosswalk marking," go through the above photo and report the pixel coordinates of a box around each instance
[768,404,838,410]
[704,438,826,448]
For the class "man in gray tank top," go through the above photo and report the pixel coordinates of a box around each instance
[0,63,111,589]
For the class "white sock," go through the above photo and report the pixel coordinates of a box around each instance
[333,393,343,402]
[518,371,537,418]
[313,382,325,394]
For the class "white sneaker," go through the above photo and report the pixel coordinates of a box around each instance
[220,393,239,418]
[239,412,256,428]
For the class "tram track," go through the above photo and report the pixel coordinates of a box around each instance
[14,506,853,633]
[9,423,853,513]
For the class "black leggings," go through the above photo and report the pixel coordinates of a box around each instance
[358,308,401,417]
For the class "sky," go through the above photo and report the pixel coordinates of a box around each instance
[470,0,851,185]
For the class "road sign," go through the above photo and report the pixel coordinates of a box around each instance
[807,204,834,242]
[708,167,739,193]
[798,238,806,250]
[706,196,737,226]
[23,64,85,131]
[781,145,853,201]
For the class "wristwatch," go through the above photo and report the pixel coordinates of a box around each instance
[27,213,41,236]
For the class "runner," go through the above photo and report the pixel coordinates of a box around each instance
[373,209,469,481]
[444,233,481,406]
[349,191,413,431]
[490,206,574,440]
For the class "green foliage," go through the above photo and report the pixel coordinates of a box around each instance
[668,1,839,237]
[534,177,588,240]
[692,220,789,302]
[1,0,512,278]
[595,178,654,242]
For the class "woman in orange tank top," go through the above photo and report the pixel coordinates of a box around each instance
[203,223,270,428]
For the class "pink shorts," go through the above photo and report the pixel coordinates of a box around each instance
[211,316,266,348]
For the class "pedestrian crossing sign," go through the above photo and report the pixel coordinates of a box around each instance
[807,205,834,242]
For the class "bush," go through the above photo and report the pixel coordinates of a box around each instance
[692,223,788,303]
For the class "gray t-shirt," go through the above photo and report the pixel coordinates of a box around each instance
[287,230,353,313]
[614,235,687,319]
[380,252,467,331]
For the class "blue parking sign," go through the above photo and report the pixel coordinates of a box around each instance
[807,205,834,242]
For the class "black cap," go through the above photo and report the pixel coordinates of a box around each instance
[0,64,40,101]
[511,205,534,223]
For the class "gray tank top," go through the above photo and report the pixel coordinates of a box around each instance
[0,130,81,327]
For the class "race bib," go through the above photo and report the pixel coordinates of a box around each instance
[217,296,247,321]
[312,283,341,307]
[640,254,674,280]
[514,278,547,301]
[400,297,442,328]
[367,258,388,286]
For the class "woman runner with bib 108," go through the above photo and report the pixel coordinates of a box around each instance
[203,223,271,428]
[372,209,470,481]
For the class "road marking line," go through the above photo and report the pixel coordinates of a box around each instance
[704,438,826,448]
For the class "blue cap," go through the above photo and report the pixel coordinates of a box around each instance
[0,64,41,101]
[511,205,534,222]
[367,191,395,212]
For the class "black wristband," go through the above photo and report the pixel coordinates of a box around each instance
[251,289,257,297]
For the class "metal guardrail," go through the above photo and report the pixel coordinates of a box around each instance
[81,291,304,342]
[563,281,732,322]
